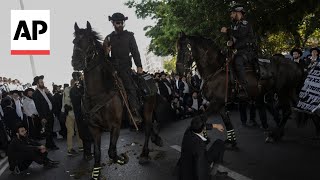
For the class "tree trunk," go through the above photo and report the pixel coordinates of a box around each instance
[291,30,302,48]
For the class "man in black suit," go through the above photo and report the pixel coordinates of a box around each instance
[178,115,227,180]
[8,123,59,174]
[32,75,59,150]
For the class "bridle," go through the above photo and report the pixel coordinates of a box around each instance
[73,35,100,72]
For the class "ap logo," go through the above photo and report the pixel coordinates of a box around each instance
[11,10,50,55]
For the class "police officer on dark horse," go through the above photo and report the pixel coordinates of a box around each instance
[72,13,163,180]
[176,5,303,145]
[220,4,257,100]
[103,12,143,125]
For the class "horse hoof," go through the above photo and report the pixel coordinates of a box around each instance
[138,156,150,165]
[265,136,274,143]
[224,140,238,151]
[152,136,163,147]
[111,154,129,165]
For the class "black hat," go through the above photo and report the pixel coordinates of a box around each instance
[190,116,205,133]
[2,97,12,107]
[32,75,44,86]
[310,47,320,55]
[15,122,25,133]
[23,88,34,96]
[230,4,246,14]
[108,13,128,21]
[290,48,303,57]
[10,90,20,95]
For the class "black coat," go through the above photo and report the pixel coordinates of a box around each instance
[158,80,170,100]
[7,137,41,169]
[179,128,210,180]
[3,106,21,132]
[32,89,54,120]
[52,93,63,117]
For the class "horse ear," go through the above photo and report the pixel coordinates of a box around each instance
[179,31,186,38]
[74,22,80,32]
[86,21,92,32]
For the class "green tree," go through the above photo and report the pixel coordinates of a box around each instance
[126,0,320,56]
[163,56,176,73]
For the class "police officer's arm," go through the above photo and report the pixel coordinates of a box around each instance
[129,33,142,68]
[228,21,253,49]
[102,36,111,59]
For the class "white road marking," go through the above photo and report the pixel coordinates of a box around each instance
[0,157,9,177]
[170,145,252,180]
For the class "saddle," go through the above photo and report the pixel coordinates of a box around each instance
[226,57,274,101]
[132,73,158,106]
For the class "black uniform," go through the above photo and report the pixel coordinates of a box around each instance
[103,30,142,112]
[228,19,256,91]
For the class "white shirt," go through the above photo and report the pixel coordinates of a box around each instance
[194,132,207,141]
[23,97,38,117]
[14,98,23,120]
[9,83,18,91]
[191,98,199,110]
[164,82,172,95]
[38,88,53,111]
[175,80,179,90]
[0,100,3,120]
[182,81,189,94]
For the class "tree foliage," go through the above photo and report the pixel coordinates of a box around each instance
[126,0,320,56]
[163,56,176,73]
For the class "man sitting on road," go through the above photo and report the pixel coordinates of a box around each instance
[7,123,59,174]
[178,115,228,180]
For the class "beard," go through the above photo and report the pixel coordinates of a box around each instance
[39,84,45,89]
[115,26,124,32]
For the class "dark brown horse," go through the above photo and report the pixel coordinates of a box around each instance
[71,21,163,180]
[176,33,303,143]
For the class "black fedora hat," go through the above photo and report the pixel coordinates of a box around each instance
[108,12,128,21]
[290,48,303,57]
[32,75,44,86]
[310,47,320,55]
[23,88,34,96]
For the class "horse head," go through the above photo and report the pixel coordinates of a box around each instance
[177,33,224,78]
[176,32,195,75]
[72,21,102,71]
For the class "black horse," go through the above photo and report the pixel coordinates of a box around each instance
[176,33,303,143]
[71,21,163,180]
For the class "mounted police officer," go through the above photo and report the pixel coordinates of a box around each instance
[103,12,143,124]
[221,4,257,100]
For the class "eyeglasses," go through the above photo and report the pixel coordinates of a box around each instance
[115,21,124,25]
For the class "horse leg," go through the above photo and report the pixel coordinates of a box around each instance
[108,126,127,165]
[312,115,320,138]
[150,112,163,147]
[89,126,102,180]
[219,109,237,148]
[139,98,155,165]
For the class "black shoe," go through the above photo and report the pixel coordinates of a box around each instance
[48,159,60,165]
[67,149,79,156]
[44,162,58,169]
[215,170,228,176]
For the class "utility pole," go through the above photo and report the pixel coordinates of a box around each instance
[18,0,37,77]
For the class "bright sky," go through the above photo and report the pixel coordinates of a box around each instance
[0,0,154,87]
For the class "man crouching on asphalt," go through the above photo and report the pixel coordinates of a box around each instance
[178,115,228,180]
[7,123,60,175]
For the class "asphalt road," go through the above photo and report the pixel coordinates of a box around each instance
[1,109,320,180]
